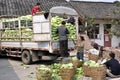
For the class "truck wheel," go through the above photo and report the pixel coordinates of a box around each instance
[22,51,32,64]
[0,50,7,57]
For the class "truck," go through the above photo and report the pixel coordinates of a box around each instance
[0,6,78,64]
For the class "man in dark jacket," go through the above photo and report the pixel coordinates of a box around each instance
[56,21,69,58]
[104,52,120,77]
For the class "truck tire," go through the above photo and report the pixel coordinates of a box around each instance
[0,50,7,57]
[22,51,32,64]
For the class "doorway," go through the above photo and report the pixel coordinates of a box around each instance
[104,24,111,47]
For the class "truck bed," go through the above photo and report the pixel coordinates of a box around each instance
[0,40,75,51]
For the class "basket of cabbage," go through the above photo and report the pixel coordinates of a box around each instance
[36,65,52,80]
[83,60,107,80]
[59,63,75,80]
[88,53,99,62]
[71,57,83,68]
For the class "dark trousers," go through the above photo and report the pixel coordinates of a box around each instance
[77,52,84,60]
[59,40,69,57]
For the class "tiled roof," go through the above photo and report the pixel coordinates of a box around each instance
[0,0,33,16]
[0,0,71,17]
[0,0,120,19]
[70,1,120,19]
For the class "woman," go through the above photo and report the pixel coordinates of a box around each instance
[76,36,85,61]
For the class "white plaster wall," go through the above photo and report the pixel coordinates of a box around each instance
[111,36,120,47]
[111,25,120,47]
[89,19,120,47]
[94,24,120,47]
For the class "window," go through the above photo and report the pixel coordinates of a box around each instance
[87,24,100,39]
[104,24,111,34]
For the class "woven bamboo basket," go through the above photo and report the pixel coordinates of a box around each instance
[36,71,52,80]
[83,65,107,80]
[91,65,106,76]
[59,68,75,80]
[90,65,107,80]
[88,53,99,62]
[83,65,91,76]
[92,75,106,80]
[72,60,83,68]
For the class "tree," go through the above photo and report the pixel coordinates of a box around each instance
[105,1,120,37]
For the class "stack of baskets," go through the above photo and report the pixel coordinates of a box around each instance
[59,68,75,80]
[71,60,83,68]
[88,53,99,62]
[83,65,107,80]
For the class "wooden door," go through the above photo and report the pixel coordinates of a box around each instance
[104,34,111,47]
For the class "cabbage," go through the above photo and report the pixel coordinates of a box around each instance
[60,63,74,69]
[75,67,83,79]
[84,60,100,67]
[2,27,32,41]
[51,16,77,40]
[72,57,78,61]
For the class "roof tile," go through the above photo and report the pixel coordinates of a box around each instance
[0,0,120,19]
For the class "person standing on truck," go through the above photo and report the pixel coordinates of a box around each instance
[32,2,41,15]
[56,21,69,59]
[67,16,75,25]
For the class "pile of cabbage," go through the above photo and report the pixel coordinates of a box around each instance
[51,16,77,40]
[1,15,77,41]
[0,15,32,22]
[37,65,52,74]
[51,62,84,80]
[35,59,104,80]
[51,63,62,80]
[35,61,85,80]
[1,15,33,41]
[72,56,82,62]
[36,65,52,80]
[1,27,33,41]
[84,60,100,67]
[75,67,84,80]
